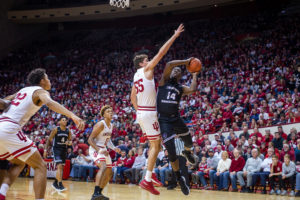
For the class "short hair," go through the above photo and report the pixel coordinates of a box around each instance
[100,105,112,117]
[27,68,46,85]
[272,155,279,159]
[284,154,290,160]
[133,54,148,69]
[59,115,68,121]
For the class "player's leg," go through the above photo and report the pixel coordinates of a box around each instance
[174,118,195,165]
[25,151,47,199]
[92,161,107,200]
[138,112,161,195]
[56,150,66,191]
[0,159,24,199]
[52,148,64,191]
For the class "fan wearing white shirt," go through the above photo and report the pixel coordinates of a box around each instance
[213,151,232,190]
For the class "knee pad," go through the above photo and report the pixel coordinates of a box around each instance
[180,135,193,148]
[164,139,178,162]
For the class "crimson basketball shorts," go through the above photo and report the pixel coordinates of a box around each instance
[136,110,161,141]
[0,117,37,162]
[89,146,112,168]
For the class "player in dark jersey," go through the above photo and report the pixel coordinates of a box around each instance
[157,58,199,195]
[44,116,72,191]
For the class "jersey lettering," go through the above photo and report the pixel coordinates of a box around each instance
[167,92,176,100]
[11,93,27,106]
[152,122,159,131]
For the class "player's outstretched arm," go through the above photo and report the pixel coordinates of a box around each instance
[159,58,193,86]
[182,72,199,95]
[0,98,10,110]
[35,89,85,130]
[88,122,104,153]
[44,127,57,158]
[145,24,184,73]
[130,85,138,111]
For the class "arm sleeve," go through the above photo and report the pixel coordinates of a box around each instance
[107,139,116,150]
[285,163,296,177]
[253,159,262,172]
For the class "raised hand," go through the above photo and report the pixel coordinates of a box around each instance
[174,23,185,38]
[71,115,85,130]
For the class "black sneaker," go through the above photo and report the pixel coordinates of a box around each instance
[58,182,67,191]
[91,193,109,200]
[52,181,59,191]
[182,150,196,165]
[167,184,177,190]
[178,176,190,195]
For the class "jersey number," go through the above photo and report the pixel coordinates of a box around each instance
[17,131,27,142]
[152,122,159,132]
[134,79,144,94]
[11,93,27,106]
[167,92,176,100]
[61,137,65,143]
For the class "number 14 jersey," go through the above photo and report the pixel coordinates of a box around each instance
[157,80,183,117]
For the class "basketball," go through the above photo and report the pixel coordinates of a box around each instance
[187,58,202,73]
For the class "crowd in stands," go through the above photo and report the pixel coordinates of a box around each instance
[0,10,300,196]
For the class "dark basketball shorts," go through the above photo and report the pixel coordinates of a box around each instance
[53,148,67,164]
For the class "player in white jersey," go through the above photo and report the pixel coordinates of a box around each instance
[0,68,85,200]
[88,105,121,200]
[131,24,184,195]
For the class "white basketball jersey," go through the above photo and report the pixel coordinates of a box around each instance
[2,86,43,127]
[133,68,157,110]
[94,120,113,147]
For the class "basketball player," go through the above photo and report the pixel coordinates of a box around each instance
[44,116,72,191]
[131,24,184,195]
[0,68,85,200]
[88,105,121,200]
[157,59,199,195]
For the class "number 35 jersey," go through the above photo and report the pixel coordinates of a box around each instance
[1,86,43,127]
[94,120,113,148]
[157,80,183,117]
[133,68,157,110]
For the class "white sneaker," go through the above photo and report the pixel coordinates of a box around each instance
[276,189,281,195]
[281,190,287,196]
[269,189,275,195]
[289,190,295,196]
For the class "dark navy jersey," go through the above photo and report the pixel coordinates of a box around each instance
[157,79,183,117]
[53,126,69,149]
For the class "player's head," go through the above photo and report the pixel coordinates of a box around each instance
[27,68,51,90]
[170,67,182,81]
[59,116,68,127]
[133,54,148,69]
[100,105,113,120]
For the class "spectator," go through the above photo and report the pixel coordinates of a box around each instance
[272,132,284,150]
[239,126,250,140]
[192,157,208,188]
[115,150,129,184]
[279,144,295,162]
[214,151,231,191]
[124,148,146,184]
[229,149,245,192]
[237,148,262,193]
[281,154,296,196]
[269,155,283,195]
[205,148,220,190]
[154,150,171,187]
[252,148,274,194]
[70,149,93,181]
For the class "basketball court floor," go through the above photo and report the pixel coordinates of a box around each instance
[7,178,297,200]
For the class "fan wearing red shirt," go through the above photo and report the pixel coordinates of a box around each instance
[116,150,129,184]
[279,144,295,162]
[229,149,246,192]
[192,157,208,188]
[278,126,287,140]
[269,155,283,193]
[250,128,263,141]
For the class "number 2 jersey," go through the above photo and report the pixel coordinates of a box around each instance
[1,86,43,127]
[133,68,157,111]
[157,79,183,117]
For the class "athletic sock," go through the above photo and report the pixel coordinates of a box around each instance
[94,186,100,194]
[174,171,181,180]
[145,170,152,182]
[0,184,9,196]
